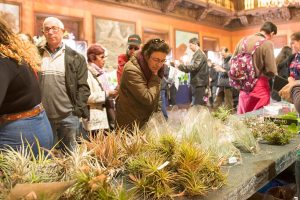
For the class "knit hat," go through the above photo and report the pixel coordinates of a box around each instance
[127,34,142,46]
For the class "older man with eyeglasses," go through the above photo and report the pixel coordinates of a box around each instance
[38,17,90,153]
[117,34,142,87]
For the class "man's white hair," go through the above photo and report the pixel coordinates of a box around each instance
[43,17,64,29]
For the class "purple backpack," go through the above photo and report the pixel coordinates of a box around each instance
[229,37,266,93]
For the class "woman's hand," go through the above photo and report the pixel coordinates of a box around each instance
[279,77,300,103]
[108,90,118,98]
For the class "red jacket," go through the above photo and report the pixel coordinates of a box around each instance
[117,54,129,85]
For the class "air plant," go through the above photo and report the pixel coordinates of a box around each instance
[0,141,67,200]
[175,141,226,195]
[119,125,147,158]
[244,119,295,145]
[180,107,242,165]
[127,152,177,199]
[226,115,259,153]
[82,131,126,171]
[148,133,177,160]
[212,106,232,122]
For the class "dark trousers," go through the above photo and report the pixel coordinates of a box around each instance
[191,85,206,106]
[169,84,177,105]
[161,90,168,120]
[214,87,233,110]
[296,160,300,199]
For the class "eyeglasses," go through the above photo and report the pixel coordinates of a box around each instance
[97,55,107,59]
[151,56,166,64]
[151,38,165,44]
[128,45,139,51]
[43,26,61,34]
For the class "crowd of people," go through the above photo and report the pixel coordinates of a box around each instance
[1,18,300,194]
[0,18,299,151]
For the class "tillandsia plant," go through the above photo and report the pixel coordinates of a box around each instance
[82,131,126,171]
[262,123,294,145]
[0,142,64,187]
[180,107,242,165]
[120,124,147,158]
[127,152,177,200]
[0,141,67,199]
[212,106,232,122]
[226,115,259,154]
[244,119,295,145]
[175,141,226,195]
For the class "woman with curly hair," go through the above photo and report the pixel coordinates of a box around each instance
[116,38,170,129]
[0,19,53,156]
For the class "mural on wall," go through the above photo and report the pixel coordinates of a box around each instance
[0,2,20,33]
[94,17,135,70]
[175,30,199,62]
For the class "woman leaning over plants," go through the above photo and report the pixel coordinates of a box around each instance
[116,38,170,129]
[0,19,53,156]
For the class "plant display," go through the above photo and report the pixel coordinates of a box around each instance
[243,118,296,145]
[1,106,266,199]
[178,107,242,165]
[212,106,232,122]
[127,132,226,199]
[226,115,259,153]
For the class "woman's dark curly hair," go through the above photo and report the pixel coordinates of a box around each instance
[141,38,170,59]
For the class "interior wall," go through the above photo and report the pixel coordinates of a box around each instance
[6,0,299,55]
[10,0,232,52]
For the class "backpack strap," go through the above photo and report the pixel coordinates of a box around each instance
[241,37,266,55]
[241,37,248,53]
[251,38,266,55]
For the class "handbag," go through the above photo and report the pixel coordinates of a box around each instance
[105,98,116,130]
[92,71,116,130]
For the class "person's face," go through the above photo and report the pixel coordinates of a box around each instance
[43,21,64,48]
[291,39,300,53]
[147,51,167,73]
[189,43,197,52]
[220,49,226,58]
[93,53,106,68]
[127,44,140,57]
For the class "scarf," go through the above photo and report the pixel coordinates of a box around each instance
[136,52,164,82]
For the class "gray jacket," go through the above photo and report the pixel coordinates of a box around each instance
[178,49,209,86]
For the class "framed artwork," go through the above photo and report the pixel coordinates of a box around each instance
[0,2,20,33]
[94,16,136,69]
[34,13,84,40]
[175,30,199,61]
[202,36,219,52]
[142,28,169,44]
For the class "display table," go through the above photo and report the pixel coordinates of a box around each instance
[178,135,300,200]
[176,84,191,105]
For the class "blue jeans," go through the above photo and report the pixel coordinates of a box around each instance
[161,90,168,120]
[49,113,79,152]
[0,110,53,157]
